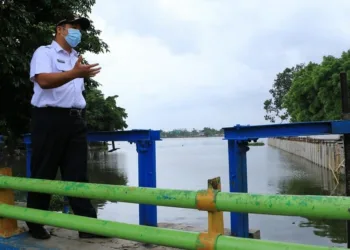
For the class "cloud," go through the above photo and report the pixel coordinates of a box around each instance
[84,0,350,130]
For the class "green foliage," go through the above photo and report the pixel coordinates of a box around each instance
[85,88,128,131]
[283,62,323,122]
[263,64,304,123]
[265,50,350,123]
[248,142,265,146]
[49,194,67,212]
[0,0,127,152]
[161,127,224,138]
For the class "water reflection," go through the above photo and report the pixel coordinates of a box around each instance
[87,150,128,186]
[86,150,128,209]
[276,151,347,244]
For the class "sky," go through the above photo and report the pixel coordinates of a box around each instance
[85,0,350,131]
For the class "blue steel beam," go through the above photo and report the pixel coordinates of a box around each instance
[223,120,350,140]
[136,140,157,227]
[23,130,161,144]
[88,130,161,142]
[22,129,161,227]
[228,141,249,237]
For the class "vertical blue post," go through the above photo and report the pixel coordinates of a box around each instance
[24,135,32,178]
[63,197,70,213]
[227,140,249,237]
[136,140,157,227]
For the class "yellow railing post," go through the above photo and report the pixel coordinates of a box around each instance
[207,177,224,236]
[196,177,224,250]
[0,167,21,238]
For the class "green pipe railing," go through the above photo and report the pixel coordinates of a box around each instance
[1,175,350,220]
[0,204,344,250]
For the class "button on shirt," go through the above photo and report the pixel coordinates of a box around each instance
[29,40,86,109]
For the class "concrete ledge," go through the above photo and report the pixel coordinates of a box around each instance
[7,203,261,249]
[0,221,260,250]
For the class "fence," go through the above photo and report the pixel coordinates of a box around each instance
[18,120,350,239]
[3,119,350,248]
[0,167,349,249]
[268,137,344,170]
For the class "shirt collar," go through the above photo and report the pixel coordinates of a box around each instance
[51,40,78,56]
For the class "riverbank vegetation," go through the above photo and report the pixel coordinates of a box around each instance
[248,142,265,146]
[161,128,224,138]
[264,51,350,123]
[160,129,265,145]
[0,1,128,154]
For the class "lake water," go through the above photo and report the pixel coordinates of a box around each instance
[5,137,347,248]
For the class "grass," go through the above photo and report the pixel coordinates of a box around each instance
[248,142,265,146]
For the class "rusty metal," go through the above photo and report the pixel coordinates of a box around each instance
[207,177,224,236]
[0,168,21,238]
[196,232,219,250]
[196,189,217,212]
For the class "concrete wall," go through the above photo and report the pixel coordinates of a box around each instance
[268,137,344,174]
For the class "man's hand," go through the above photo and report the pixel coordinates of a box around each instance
[72,56,101,78]
[35,56,101,89]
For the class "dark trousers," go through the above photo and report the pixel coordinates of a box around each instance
[26,107,97,230]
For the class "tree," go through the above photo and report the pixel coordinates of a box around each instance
[282,62,322,122]
[263,64,304,123]
[160,127,223,138]
[265,49,350,123]
[0,1,126,152]
[283,51,350,122]
[85,88,128,131]
[202,127,217,137]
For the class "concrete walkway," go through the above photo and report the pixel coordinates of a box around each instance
[0,203,259,249]
[1,222,208,250]
[0,221,260,249]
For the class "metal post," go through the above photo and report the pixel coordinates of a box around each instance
[227,140,249,237]
[136,140,157,227]
[340,72,350,248]
[25,143,31,178]
[207,177,224,235]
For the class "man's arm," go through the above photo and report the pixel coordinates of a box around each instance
[30,47,100,89]
[35,70,80,89]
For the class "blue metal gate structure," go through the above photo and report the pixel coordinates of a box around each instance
[19,120,350,238]
[223,120,350,237]
[23,130,161,227]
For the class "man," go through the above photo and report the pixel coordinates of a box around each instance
[26,15,105,240]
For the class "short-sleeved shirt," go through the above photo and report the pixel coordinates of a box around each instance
[29,40,86,109]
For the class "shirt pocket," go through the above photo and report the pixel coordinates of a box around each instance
[54,57,71,72]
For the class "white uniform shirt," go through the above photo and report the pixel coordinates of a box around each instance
[29,40,86,109]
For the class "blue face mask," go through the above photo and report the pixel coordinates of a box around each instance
[65,28,81,48]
